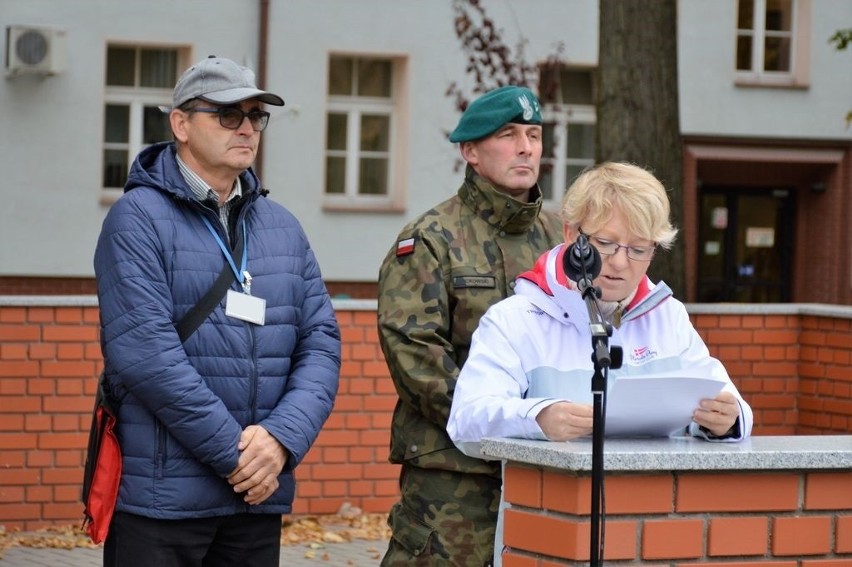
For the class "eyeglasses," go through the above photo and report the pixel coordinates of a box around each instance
[192,106,271,132]
[581,230,656,262]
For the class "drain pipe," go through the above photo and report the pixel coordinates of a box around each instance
[255,0,270,181]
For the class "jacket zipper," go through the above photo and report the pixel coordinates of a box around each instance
[156,420,166,479]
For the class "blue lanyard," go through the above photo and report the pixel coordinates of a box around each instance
[201,217,249,293]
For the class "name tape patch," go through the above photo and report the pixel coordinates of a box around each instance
[453,275,496,289]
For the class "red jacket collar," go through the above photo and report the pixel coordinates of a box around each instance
[517,245,652,307]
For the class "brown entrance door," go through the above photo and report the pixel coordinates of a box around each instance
[697,188,794,302]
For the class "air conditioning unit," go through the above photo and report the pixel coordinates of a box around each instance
[5,25,67,77]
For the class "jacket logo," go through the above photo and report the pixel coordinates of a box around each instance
[630,345,657,364]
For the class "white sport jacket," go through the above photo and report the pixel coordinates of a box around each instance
[448,244,754,459]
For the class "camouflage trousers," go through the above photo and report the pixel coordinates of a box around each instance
[381,465,501,567]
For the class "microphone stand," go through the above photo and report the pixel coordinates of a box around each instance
[575,272,622,567]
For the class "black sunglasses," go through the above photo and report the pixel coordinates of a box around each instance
[192,106,270,132]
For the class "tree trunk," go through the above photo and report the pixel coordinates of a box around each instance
[597,0,685,298]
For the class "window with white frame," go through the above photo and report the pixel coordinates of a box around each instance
[102,46,183,200]
[324,55,405,210]
[538,66,597,207]
[735,0,810,87]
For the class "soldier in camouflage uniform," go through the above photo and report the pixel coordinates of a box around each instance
[377,86,564,566]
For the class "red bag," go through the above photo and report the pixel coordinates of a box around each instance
[81,372,122,544]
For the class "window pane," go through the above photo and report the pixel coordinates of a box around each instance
[538,166,554,201]
[357,59,392,97]
[106,46,135,86]
[143,105,171,144]
[766,0,792,31]
[325,157,346,194]
[327,113,348,150]
[325,55,396,199]
[538,64,560,104]
[566,124,594,159]
[566,165,586,188]
[103,149,129,188]
[560,69,595,105]
[737,0,754,30]
[140,49,177,88]
[736,35,754,70]
[329,57,353,95]
[360,114,389,151]
[764,36,791,71]
[104,104,130,143]
[358,158,388,195]
[542,122,557,158]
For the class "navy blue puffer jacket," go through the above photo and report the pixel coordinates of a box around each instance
[94,142,341,519]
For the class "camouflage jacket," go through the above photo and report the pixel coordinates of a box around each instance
[377,166,563,475]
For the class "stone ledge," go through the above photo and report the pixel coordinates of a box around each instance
[481,435,852,472]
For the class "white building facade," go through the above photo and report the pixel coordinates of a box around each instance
[2,0,850,302]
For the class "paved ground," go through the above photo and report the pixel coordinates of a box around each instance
[0,538,388,565]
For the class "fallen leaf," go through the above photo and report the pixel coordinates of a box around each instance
[0,507,391,556]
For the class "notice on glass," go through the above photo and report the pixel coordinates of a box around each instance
[746,227,775,248]
[604,366,727,438]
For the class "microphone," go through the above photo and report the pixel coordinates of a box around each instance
[563,233,602,284]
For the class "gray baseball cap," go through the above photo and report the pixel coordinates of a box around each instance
[171,55,285,109]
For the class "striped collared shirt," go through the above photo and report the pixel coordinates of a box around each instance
[175,154,243,237]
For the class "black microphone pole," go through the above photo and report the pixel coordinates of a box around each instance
[584,283,610,567]
[563,235,622,567]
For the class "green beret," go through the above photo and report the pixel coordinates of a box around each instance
[449,85,542,143]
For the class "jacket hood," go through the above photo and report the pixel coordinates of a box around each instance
[515,244,673,326]
[124,141,262,200]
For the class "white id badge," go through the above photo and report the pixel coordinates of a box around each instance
[225,289,266,325]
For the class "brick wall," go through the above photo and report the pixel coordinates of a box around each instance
[690,309,852,435]
[501,464,852,565]
[293,309,399,515]
[0,277,377,300]
[0,300,850,530]
[0,277,98,296]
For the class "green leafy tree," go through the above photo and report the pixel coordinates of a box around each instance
[828,28,852,126]
[828,28,852,49]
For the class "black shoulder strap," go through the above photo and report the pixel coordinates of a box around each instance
[174,225,245,343]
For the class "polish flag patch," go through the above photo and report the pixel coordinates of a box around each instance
[396,237,415,257]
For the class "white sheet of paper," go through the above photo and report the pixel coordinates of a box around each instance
[604,368,726,437]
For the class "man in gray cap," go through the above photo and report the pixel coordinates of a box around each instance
[377,85,563,566]
[93,56,341,567]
